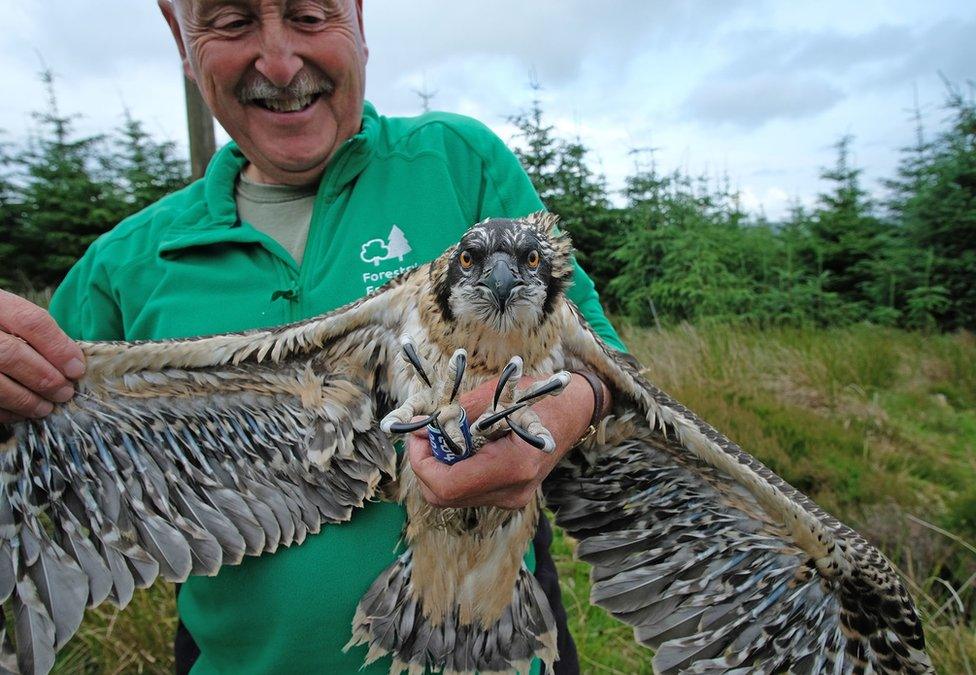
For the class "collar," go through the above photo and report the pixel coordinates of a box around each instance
[159,101,380,257]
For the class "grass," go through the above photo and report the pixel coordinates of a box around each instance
[52,588,176,674]
[607,322,976,674]
[40,323,976,673]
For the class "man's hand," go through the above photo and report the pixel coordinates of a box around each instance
[407,373,609,510]
[0,290,85,423]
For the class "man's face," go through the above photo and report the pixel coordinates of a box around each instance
[161,0,368,185]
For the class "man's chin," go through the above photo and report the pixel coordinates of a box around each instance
[242,147,332,185]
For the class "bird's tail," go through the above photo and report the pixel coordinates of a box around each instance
[347,549,558,674]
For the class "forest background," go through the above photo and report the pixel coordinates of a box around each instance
[3,74,974,333]
[0,72,974,672]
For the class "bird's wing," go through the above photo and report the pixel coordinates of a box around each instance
[547,303,932,674]
[0,273,421,674]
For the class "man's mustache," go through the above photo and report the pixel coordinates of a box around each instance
[235,68,335,102]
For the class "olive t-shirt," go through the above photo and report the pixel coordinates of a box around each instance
[235,174,316,266]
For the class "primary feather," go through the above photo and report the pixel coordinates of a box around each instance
[0,214,931,674]
[0,280,418,673]
[550,299,932,673]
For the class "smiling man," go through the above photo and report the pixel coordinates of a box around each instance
[0,0,624,672]
[164,0,367,185]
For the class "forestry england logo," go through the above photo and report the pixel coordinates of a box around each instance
[360,225,412,266]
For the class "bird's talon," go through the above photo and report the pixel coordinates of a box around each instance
[448,349,467,403]
[493,356,523,409]
[400,336,432,388]
[515,371,571,405]
[474,401,529,433]
[506,416,552,452]
[387,415,437,435]
[430,416,468,457]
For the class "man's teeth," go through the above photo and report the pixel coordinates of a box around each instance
[260,94,316,112]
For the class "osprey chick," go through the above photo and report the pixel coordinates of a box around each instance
[435,216,572,328]
[0,214,932,675]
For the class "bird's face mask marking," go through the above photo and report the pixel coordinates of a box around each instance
[434,216,571,332]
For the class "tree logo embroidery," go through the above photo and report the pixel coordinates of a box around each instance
[360,225,413,266]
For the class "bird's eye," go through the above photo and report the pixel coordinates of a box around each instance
[527,250,540,269]
[459,250,474,269]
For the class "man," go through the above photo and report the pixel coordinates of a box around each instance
[0,0,624,671]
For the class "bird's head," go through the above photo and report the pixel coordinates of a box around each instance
[430,212,574,331]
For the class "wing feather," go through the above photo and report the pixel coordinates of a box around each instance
[0,275,420,672]
[550,303,933,674]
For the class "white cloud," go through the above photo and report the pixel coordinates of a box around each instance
[739,186,795,219]
[683,75,845,128]
[0,0,971,219]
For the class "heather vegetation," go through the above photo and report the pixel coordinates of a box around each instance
[1,73,973,673]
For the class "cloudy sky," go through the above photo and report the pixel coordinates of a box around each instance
[1,0,973,219]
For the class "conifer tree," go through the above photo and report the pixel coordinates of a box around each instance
[507,85,560,201]
[547,135,619,295]
[772,203,835,325]
[607,152,669,323]
[14,70,121,287]
[808,136,895,323]
[0,136,20,288]
[108,108,189,214]
[507,90,618,297]
[611,157,755,324]
[883,97,942,329]
[893,85,976,330]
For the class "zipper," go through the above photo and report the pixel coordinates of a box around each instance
[223,220,303,323]
[294,134,363,320]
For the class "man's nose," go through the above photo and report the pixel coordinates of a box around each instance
[254,21,303,87]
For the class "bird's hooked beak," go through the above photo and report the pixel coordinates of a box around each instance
[483,253,519,312]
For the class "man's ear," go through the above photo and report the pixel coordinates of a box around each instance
[158,0,194,80]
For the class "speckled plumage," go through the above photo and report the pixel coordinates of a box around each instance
[0,214,931,674]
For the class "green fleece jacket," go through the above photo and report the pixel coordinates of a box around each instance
[49,101,623,674]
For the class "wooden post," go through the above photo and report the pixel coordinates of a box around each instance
[184,75,216,180]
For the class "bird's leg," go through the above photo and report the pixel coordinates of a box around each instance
[472,359,571,454]
[382,341,473,459]
[471,356,523,443]
[380,336,440,434]
[380,392,437,434]
[428,350,469,454]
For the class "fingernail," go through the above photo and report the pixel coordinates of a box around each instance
[63,358,85,379]
[33,400,54,418]
[52,385,75,403]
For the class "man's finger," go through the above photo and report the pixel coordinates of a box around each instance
[408,433,537,500]
[407,433,543,508]
[0,374,55,419]
[0,290,85,379]
[0,333,75,402]
[457,378,499,421]
[407,437,470,500]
